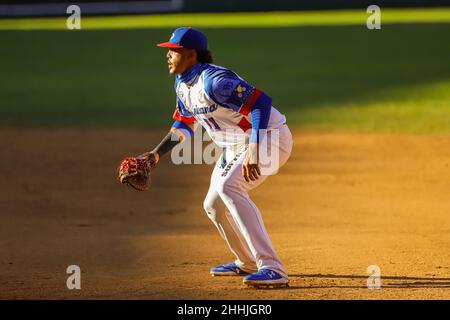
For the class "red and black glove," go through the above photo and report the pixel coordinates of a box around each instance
[117,152,159,191]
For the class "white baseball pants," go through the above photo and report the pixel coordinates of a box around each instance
[203,124,293,279]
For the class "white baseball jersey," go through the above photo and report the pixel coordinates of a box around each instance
[172,63,286,148]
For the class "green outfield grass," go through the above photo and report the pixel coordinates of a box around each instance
[1,10,450,133]
[1,8,450,30]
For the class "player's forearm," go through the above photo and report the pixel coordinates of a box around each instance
[249,93,272,144]
[151,121,194,158]
[151,131,181,159]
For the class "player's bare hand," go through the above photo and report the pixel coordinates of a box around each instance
[242,143,261,182]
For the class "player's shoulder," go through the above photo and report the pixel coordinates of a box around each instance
[201,64,241,94]
[201,63,238,80]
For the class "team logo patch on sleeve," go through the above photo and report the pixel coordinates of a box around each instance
[218,80,254,109]
[236,84,246,98]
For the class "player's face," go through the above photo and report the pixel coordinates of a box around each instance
[166,48,197,75]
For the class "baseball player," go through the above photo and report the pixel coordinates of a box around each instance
[124,27,293,288]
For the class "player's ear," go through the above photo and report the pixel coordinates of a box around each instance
[191,49,198,62]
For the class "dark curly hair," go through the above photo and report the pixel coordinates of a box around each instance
[196,49,213,63]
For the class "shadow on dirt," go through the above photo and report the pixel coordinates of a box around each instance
[287,274,450,289]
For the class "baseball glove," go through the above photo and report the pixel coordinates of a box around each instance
[117,152,158,191]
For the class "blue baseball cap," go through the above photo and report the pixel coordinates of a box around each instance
[157,27,208,51]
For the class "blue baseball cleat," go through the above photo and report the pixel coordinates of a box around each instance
[243,269,289,288]
[210,262,250,276]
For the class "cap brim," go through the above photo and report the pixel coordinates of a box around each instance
[157,42,184,49]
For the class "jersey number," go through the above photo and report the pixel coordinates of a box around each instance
[204,117,221,131]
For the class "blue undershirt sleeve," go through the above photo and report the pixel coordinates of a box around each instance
[249,93,272,143]
[172,120,194,138]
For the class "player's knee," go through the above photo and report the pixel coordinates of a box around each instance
[203,198,219,222]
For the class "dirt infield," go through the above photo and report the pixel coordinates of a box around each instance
[1,128,449,300]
